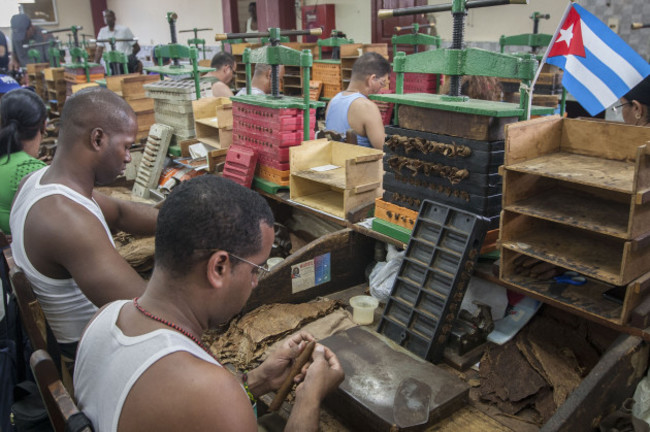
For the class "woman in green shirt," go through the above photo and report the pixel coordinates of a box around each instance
[0,88,47,234]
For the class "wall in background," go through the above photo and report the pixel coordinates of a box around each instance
[582,0,650,61]
[1,0,94,45]
[108,0,224,47]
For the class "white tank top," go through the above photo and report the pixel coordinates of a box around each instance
[9,167,114,343]
[74,300,222,432]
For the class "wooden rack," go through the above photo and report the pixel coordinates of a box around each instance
[499,115,650,325]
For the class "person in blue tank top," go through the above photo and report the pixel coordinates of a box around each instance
[325,52,391,149]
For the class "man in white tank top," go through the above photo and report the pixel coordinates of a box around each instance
[74,176,344,432]
[9,87,158,357]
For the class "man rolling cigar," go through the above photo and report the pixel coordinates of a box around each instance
[74,176,344,432]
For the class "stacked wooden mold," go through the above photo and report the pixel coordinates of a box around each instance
[231,101,316,186]
[43,67,67,114]
[381,126,504,230]
[144,78,214,145]
[27,63,49,101]
[501,64,563,108]
[499,115,650,326]
[120,74,159,142]
[389,72,439,94]
[63,65,105,96]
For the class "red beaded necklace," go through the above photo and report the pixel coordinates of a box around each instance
[132,297,219,362]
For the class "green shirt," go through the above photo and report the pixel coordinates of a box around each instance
[0,151,46,234]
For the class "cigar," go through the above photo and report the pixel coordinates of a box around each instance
[268,341,316,411]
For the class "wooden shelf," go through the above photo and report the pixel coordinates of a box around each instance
[292,168,346,189]
[507,152,636,194]
[504,185,630,238]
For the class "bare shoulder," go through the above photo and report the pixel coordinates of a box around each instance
[351,96,381,114]
[119,352,257,432]
[212,81,234,98]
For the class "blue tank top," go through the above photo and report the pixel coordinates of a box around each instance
[325,92,371,147]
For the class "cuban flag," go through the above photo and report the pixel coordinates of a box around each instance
[543,3,650,116]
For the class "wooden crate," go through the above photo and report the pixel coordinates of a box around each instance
[290,139,383,220]
[192,97,233,148]
[374,198,417,230]
[499,115,650,324]
[43,67,65,82]
[120,74,160,100]
[104,72,141,93]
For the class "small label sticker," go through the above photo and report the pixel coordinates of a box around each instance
[291,253,331,293]
[310,164,340,172]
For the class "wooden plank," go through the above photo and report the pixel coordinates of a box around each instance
[105,72,140,93]
[398,105,517,141]
[245,229,375,312]
[504,185,630,239]
[506,152,636,194]
[561,118,650,162]
[498,248,625,325]
[127,97,154,112]
[500,211,630,285]
[541,334,648,432]
[292,168,347,189]
[121,74,160,100]
[621,271,650,325]
[504,115,562,166]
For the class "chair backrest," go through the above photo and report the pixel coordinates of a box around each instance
[30,349,93,432]
[11,271,48,352]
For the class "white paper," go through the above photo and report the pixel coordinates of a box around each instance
[310,164,340,172]
[188,143,209,159]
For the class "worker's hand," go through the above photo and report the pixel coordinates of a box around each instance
[295,344,344,402]
[249,331,316,396]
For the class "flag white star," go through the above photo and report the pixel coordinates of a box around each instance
[556,23,575,48]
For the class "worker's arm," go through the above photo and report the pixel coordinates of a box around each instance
[93,191,158,236]
[361,100,386,150]
[212,81,234,98]
[23,196,147,306]
[349,98,386,150]
[93,45,104,63]
[131,41,140,56]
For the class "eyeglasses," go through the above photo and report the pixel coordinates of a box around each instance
[613,102,631,114]
[228,253,270,278]
[197,249,270,278]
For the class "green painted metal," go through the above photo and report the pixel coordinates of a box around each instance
[371,218,411,244]
[145,44,214,98]
[369,93,554,117]
[187,38,206,59]
[391,32,441,55]
[392,49,537,80]
[27,48,41,63]
[231,94,324,109]
[102,49,129,76]
[317,30,354,59]
[253,176,289,193]
[499,33,552,52]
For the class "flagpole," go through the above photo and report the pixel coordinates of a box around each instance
[526,0,574,119]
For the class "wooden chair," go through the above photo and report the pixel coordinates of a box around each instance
[30,349,93,432]
[10,270,75,393]
[11,270,49,353]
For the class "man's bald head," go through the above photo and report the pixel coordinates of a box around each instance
[59,87,135,148]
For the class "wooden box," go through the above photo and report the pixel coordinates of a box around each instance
[120,74,160,100]
[192,97,233,148]
[43,67,65,82]
[290,139,383,220]
[499,115,650,325]
[104,72,141,94]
